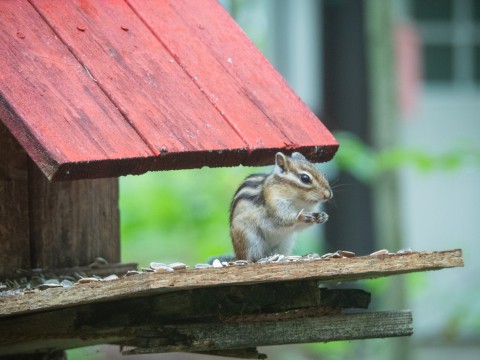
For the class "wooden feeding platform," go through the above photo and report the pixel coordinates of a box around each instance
[0,249,463,357]
[0,0,465,358]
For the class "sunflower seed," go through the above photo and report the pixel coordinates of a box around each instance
[212,259,223,268]
[60,279,74,287]
[337,250,355,258]
[154,266,174,273]
[194,263,212,269]
[233,260,249,266]
[38,283,63,290]
[126,270,141,276]
[370,249,390,256]
[150,262,167,270]
[77,277,100,284]
[397,248,414,254]
[44,279,60,285]
[168,262,188,270]
[102,274,119,281]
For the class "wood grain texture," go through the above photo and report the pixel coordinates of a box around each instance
[128,0,338,167]
[0,0,337,180]
[0,1,154,180]
[0,283,369,355]
[0,123,30,278]
[31,0,248,171]
[0,122,120,277]
[127,310,413,354]
[28,162,120,269]
[0,249,463,317]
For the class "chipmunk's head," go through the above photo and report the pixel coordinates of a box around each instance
[274,152,333,204]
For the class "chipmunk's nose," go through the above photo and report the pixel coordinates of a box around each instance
[323,189,333,200]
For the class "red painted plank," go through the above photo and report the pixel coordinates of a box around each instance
[128,0,338,165]
[0,1,154,180]
[0,0,337,180]
[31,0,248,171]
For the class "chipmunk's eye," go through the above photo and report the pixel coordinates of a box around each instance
[299,173,312,184]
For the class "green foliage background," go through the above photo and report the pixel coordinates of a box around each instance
[68,134,479,359]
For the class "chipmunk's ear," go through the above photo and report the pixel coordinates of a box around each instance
[291,152,306,161]
[275,152,289,173]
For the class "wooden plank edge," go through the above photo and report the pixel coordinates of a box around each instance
[0,286,368,355]
[51,144,338,181]
[123,310,413,354]
[195,348,266,359]
[0,249,463,318]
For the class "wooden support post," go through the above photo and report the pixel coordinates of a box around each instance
[1,123,120,276]
[0,123,30,278]
[0,123,120,358]
[27,162,120,269]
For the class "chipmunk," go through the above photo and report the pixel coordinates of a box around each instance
[230,152,332,262]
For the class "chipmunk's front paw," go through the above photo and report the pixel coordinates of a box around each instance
[315,212,329,224]
[300,211,329,224]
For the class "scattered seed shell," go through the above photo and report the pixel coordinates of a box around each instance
[60,279,74,287]
[370,249,390,256]
[338,250,355,258]
[126,270,141,276]
[150,262,167,270]
[38,283,63,290]
[194,263,212,269]
[89,257,108,267]
[102,274,119,281]
[168,262,187,270]
[397,248,414,254]
[233,260,249,266]
[212,259,223,268]
[44,279,60,285]
[77,277,100,284]
[154,266,174,273]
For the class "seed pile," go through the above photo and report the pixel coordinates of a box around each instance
[1,248,414,295]
[0,270,120,296]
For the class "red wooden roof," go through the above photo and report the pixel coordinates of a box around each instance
[0,0,338,181]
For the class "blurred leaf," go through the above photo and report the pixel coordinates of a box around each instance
[333,131,480,182]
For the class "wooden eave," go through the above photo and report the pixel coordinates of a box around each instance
[0,0,338,181]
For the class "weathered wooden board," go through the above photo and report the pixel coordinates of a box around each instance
[31,0,248,172]
[0,249,463,318]
[0,0,154,180]
[0,0,338,180]
[0,123,30,278]
[27,162,121,269]
[0,124,121,277]
[128,0,338,167]
[126,310,413,354]
[0,283,370,355]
